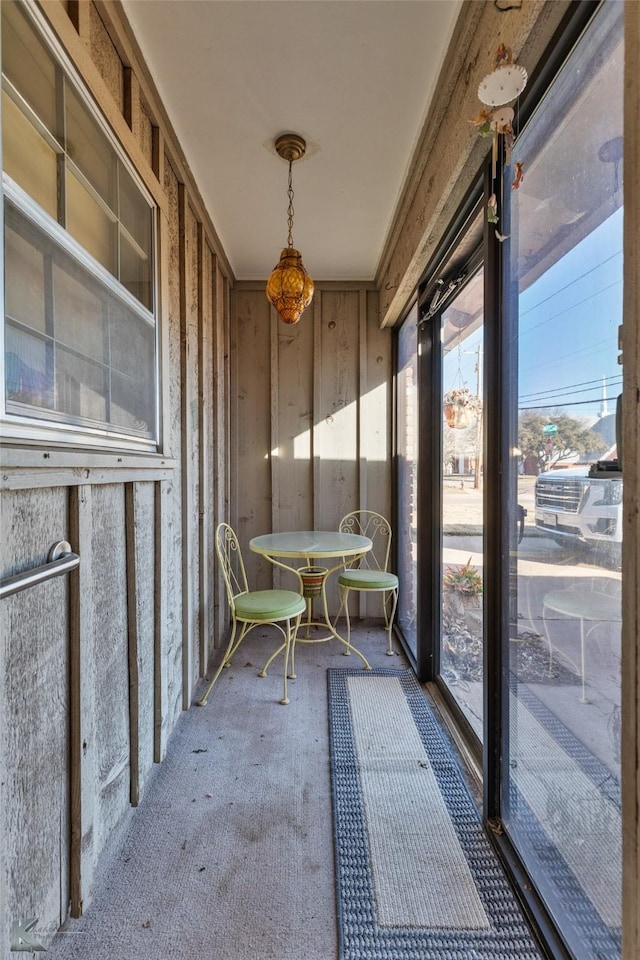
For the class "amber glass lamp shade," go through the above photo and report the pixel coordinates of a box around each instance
[266,247,314,325]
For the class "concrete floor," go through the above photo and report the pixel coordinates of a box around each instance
[45,621,416,960]
[42,608,619,959]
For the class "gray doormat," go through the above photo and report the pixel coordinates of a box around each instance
[328,668,543,960]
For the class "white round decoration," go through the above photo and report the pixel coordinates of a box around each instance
[478,64,528,106]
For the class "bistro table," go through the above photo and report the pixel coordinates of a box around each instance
[249,530,373,670]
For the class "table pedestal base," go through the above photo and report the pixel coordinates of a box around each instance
[294,583,372,671]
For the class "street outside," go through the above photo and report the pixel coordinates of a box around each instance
[441,473,622,942]
[442,475,621,781]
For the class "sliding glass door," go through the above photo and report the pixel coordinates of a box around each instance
[502,3,623,956]
[396,304,419,658]
[393,3,623,957]
[440,270,484,738]
[396,204,485,729]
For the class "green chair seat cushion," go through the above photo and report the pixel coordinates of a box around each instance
[338,569,399,591]
[234,589,306,621]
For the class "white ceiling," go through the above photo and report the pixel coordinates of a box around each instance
[120,0,462,281]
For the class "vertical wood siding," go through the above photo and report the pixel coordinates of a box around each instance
[162,157,186,734]
[199,240,217,673]
[69,483,94,914]
[88,3,124,112]
[126,481,156,798]
[213,266,229,639]
[0,3,231,948]
[274,292,315,537]
[89,485,130,858]
[0,490,70,932]
[185,201,201,690]
[231,290,273,590]
[231,284,391,614]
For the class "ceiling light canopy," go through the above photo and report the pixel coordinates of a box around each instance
[266,134,314,325]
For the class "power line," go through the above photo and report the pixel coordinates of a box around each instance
[520,373,622,399]
[520,397,619,411]
[519,249,622,318]
[519,279,622,338]
[520,377,622,402]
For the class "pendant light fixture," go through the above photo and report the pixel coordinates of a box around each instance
[266,133,314,325]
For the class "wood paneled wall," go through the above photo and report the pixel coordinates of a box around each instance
[0,1,230,951]
[1,489,70,936]
[231,283,392,614]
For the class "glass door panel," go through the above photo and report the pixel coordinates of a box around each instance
[396,304,418,656]
[440,268,484,736]
[504,3,623,956]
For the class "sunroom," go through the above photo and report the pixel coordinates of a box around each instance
[1,2,639,960]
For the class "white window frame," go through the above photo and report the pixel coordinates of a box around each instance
[1,0,160,453]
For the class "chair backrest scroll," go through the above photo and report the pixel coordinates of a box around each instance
[215,523,249,608]
[339,510,392,573]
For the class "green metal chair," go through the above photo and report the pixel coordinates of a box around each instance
[337,511,399,656]
[197,523,306,706]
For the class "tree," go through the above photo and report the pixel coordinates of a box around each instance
[518,411,602,472]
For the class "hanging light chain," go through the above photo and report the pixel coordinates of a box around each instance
[287,158,295,248]
[266,134,314,325]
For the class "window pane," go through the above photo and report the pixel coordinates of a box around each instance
[2,92,58,219]
[65,83,116,210]
[109,301,154,382]
[441,269,484,738]
[110,301,156,436]
[66,169,116,273]
[110,370,154,436]
[504,3,622,957]
[2,0,58,135]
[5,323,53,409]
[5,217,47,332]
[2,7,156,445]
[396,305,418,655]
[5,203,156,442]
[120,231,152,310]
[56,347,107,422]
[119,162,152,256]
[53,263,106,364]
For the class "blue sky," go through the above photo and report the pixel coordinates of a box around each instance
[443,206,623,421]
[517,206,623,419]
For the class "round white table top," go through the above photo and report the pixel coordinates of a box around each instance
[249,530,372,560]
[543,588,621,622]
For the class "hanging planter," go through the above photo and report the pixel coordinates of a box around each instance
[444,403,474,429]
[443,388,482,430]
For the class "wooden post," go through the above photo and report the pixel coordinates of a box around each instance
[68,484,94,917]
[178,183,193,708]
[154,480,168,762]
[124,483,140,806]
[123,66,141,136]
[197,223,210,674]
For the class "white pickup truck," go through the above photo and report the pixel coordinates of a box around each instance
[534,463,622,556]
